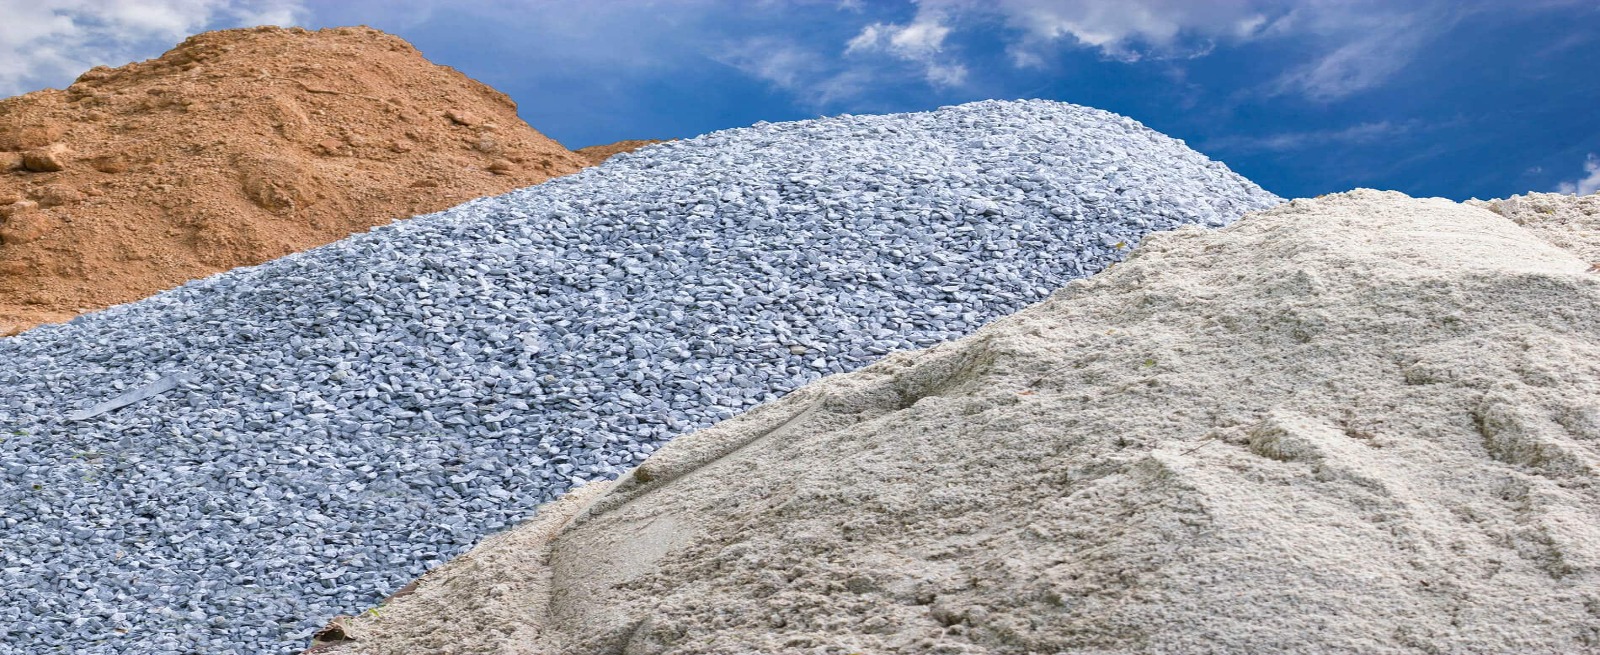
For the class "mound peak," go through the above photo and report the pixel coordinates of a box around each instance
[0,25,587,334]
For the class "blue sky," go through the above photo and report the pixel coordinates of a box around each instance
[2,1,1597,200]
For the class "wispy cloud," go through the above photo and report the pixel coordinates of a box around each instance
[716,35,876,105]
[721,37,820,91]
[718,31,930,109]
[922,0,1276,63]
[868,0,1526,102]
[1557,154,1600,195]
[0,0,305,97]
[1205,120,1412,152]
[1260,3,1463,102]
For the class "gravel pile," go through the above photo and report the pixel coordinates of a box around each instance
[0,99,1279,654]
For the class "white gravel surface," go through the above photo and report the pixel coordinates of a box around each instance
[0,100,1279,654]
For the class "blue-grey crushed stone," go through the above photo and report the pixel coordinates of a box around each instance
[0,100,1280,654]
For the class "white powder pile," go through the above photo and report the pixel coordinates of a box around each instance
[320,190,1600,654]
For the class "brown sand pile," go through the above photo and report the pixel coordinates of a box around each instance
[316,191,1600,654]
[573,139,668,166]
[0,26,588,335]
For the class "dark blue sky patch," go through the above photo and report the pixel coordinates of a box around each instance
[7,1,1597,200]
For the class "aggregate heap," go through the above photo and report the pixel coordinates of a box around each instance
[0,26,586,335]
[0,100,1279,654]
[326,191,1600,655]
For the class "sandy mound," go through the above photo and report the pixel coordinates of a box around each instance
[319,190,1600,654]
[1471,191,1600,264]
[0,26,586,335]
[573,139,667,166]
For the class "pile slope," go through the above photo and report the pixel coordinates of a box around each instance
[325,191,1600,654]
[0,100,1277,654]
[0,26,586,335]
[1471,191,1600,263]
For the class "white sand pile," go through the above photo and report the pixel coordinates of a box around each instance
[318,190,1600,654]
[1470,191,1600,263]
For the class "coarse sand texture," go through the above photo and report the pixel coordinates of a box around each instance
[325,191,1600,654]
[0,26,587,335]
[1471,191,1600,263]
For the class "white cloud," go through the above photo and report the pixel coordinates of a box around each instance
[1274,34,1412,101]
[1234,14,1269,37]
[231,1,301,27]
[884,0,1486,101]
[887,18,951,55]
[722,37,822,91]
[846,13,966,87]
[717,35,876,107]
[922,61,968,86]
[917,0,1274,62]
[845,23,886,53]
[0,0,306,97]
[1557,154,1600,196]
[719,9,972,108]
